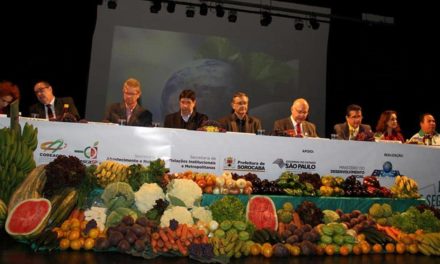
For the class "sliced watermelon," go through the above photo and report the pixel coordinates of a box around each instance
[5,198,51,239]
[246,196,278,230]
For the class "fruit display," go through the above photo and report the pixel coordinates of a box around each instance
[368,203,393,226]
[277,172,319,196]
[363,176,392,197]
[337,209,375,233]
[390,175,420,198]
[415,232,440,256]
[233,173,283,194]
[317,223,356,247]
[341,176,367,196]
[296,201,323,227]
[0,124,38,204]
[210,220,254,258]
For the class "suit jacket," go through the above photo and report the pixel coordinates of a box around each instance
[218,113,262,133]
[103,103,152,127]
[29,97,80,120]
[163,111,208,130]
[334,122,372,140]
[273,117,318,137]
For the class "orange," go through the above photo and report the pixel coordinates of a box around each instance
[352,245,362,255]
[289,245,301,256]
[70,239,82,250]
[340,245,350,256]
[407,244,418,254]
[250,244,261,256]
[68,230,81,241]
[385,243,395,253]
[88,228,99,239]
[70,218,81,229]
[372,243,383,253]
[61,221,71,231]
[261,244,273,258]
[324,245,335,256]
[315,245,325,256]
[400,234,413,245]
[59,238,70,250]
[361,243,371,254]
[395,243,406,254]
[357,233,366,241]
[80,220,88,230]
[83,238,95,250]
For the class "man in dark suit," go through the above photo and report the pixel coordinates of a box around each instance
[334,104,372,140]
[103,78,152,127]
[273,98,318,137]
[163,89,208,130]
[218,92,262,134]
[29,81,80,121]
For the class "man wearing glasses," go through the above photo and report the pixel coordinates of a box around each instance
[218,92,262,133]
[103,78,152,126]
[273,98,318,137]
[334,104,372,140]
[29,81,80,121]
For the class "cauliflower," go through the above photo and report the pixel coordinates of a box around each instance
[192,206,213,224]
[134,183,165,213]
[160,206,194,227]
[166,179,202,208]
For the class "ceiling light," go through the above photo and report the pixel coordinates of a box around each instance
[166,1,176,13]
[215,4,225,18]
[150,0,162,13]
[186,6,195,18]
[107,0,117,9]
[200,3,208,16]
[260,11,272,26]
[228,10,237,23]
[294,18,304,30]
[309,16,320,30]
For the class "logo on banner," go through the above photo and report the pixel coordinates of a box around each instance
[40,139,67,153]
[223,156,265,172]
[74,141,99,160]
[273,158,316,171]
[371,161,400,177]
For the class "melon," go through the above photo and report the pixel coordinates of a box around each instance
[246,196,278,230]
[5,198,51,239]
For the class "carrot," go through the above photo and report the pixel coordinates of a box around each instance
[176,224,183,237]
[159,229,169,242]
[167,228,176,242]
[151,238,157,249]
[201,235,209,244]
[278,222,285,235]
[184,240,191,246]
[77,210,85,221]
[292,212,302,227]
[177,240,188,256]
[157,239,164,248]
[69,208,80,220]
[180,224,188,241]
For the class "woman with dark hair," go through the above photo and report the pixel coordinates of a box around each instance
[0,81,20,115]
[375,110,405,143]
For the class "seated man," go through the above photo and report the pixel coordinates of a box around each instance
[29,81,80,121]
[273,98,318,137]
[218,92,262,133]
[334,104,372,140]
[409,113,440,145]
[163,89,208,130]
[103,78,152,126]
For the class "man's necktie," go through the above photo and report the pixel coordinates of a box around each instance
[296,123,302,136]
[46,104,55,119]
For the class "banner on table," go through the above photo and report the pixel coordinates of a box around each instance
[1,117,439,208]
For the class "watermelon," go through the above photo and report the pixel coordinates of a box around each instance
[246,196,278,230]
[5,198,51,239]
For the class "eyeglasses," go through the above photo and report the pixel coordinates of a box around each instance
[34,87,49,94]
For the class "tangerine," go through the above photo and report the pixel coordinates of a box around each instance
[395,243,406,254]
[361,243,371,254]
[83,238,95,250]
[70,218,81,229]
[324,245,335,256]
[372,243,383,253]
[400,234,413,245]
[385,243,395,253]
[59,238,70,250]
[70,239,82,250]
[289,245,301,256]
[352,245,362,255]
[340,245,350,256]
[315,245,325,256]
[250,244,261,256]
[407,243,418,254]
[261,244,273,258]
[68,230,81,241]
[88,228,99,239]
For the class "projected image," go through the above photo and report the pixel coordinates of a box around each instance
[108,27,299,129]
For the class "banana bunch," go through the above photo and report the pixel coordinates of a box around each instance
[416,232,440,256]
[94,160,130,187]
[0,123,38,203]
[390,175,420,198]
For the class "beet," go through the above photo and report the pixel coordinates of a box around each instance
[125,230,137,244]
[135,217,149,227]
[122,215,135,226]
[131,224,146,238]
[108,231,124,246]
[134,239,146,252]
[272,243,289,257]
[94,237,110,250]
[117,239,131,252]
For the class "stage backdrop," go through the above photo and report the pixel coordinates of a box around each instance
[86,0,330,135]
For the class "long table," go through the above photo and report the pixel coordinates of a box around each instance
[1,117,439,207]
